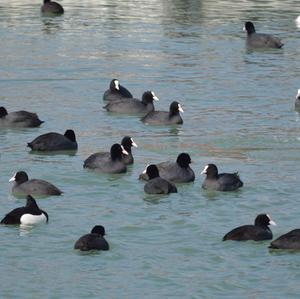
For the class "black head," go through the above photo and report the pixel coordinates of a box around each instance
[26,195,40,210]
[0,107,8,118]
[109,79,120,91]
[9,171,29,184]
[244,21,256,34]
[141,91,159,104]
[91,225,106,236]
[254,214,276,227]
[44,0,51,3]
[110,143,128,161]
[121,136,138,151]
[64,130,76,142]
[176,153,192,168]
[169,101,184,116]
[201,164,218,178]
[145,164,160,179]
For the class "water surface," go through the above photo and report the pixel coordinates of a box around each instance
[1,0,300,298]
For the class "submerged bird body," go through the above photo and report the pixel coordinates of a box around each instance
[28,130,77,151]
[1,195,48,225]
[0,107,43,128]
[201,164,243,191]
[223,214,276,241]
[74,225,109,251]
[244,21,283,49]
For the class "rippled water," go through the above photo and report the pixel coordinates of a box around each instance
[1,0,300,298]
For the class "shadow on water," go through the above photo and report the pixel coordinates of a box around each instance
[28,149,77,156]
[143,193,172,204]
[41,16,64,34]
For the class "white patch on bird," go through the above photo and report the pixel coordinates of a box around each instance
[243,26,246,31]
[121,145,128,155]
[114,80,120,90]
[295,16,300,28]
[267,214,277,226]
[131,138,138,148]
[296,89,300,99]
[178,104,184,113]
[200,165,209,175]
[142,164,149,174]
[20,213,47,225]
[9,173,16,182]
[151,91,159,101]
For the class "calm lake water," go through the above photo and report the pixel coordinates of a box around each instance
[1,0,300,298]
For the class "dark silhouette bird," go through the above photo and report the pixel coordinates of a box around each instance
[0,107,43,128]
[200,164,243,191]
[83,144,128,173]
[103,79,133,102]
[9,171,62,197]
[143,164,177,194]
[223,214,276,241]
[28,129,78,151]
[269,229,300,250]
[74,225,109,251]
[244,21,283,49]
[104,91,159,114]
[139,153,195,183]
[41,0,64,15]
[141,101,184,125]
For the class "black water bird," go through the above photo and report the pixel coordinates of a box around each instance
[74,225,109,251]
[0,107,43,128]
[200,164,243,191]
[143,164,177,194]
[28,129,78,151]
[244,21,283,49]
[223,214,276,241]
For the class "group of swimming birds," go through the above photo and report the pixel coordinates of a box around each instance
[1,0,299,251]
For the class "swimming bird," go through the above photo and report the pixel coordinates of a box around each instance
[83,143,128,173]
[103,79,133,102]
[223,214,276,241]
[141,101,184,125]
[104,91,159,114]
[1,195,48,225]
[120,136,138,165]
[0,107,44,128]
[200,164,243,191]
[143,164,177,194]
[269,229,300,250]
[41,0,64,15]
[295,89,300,110]
[243,21,283,49]
[9,171,62,197]
[28,129,78,151]
[74,225,109,251]
[139,153,195,183]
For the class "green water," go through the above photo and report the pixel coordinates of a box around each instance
[1,0,300,298]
